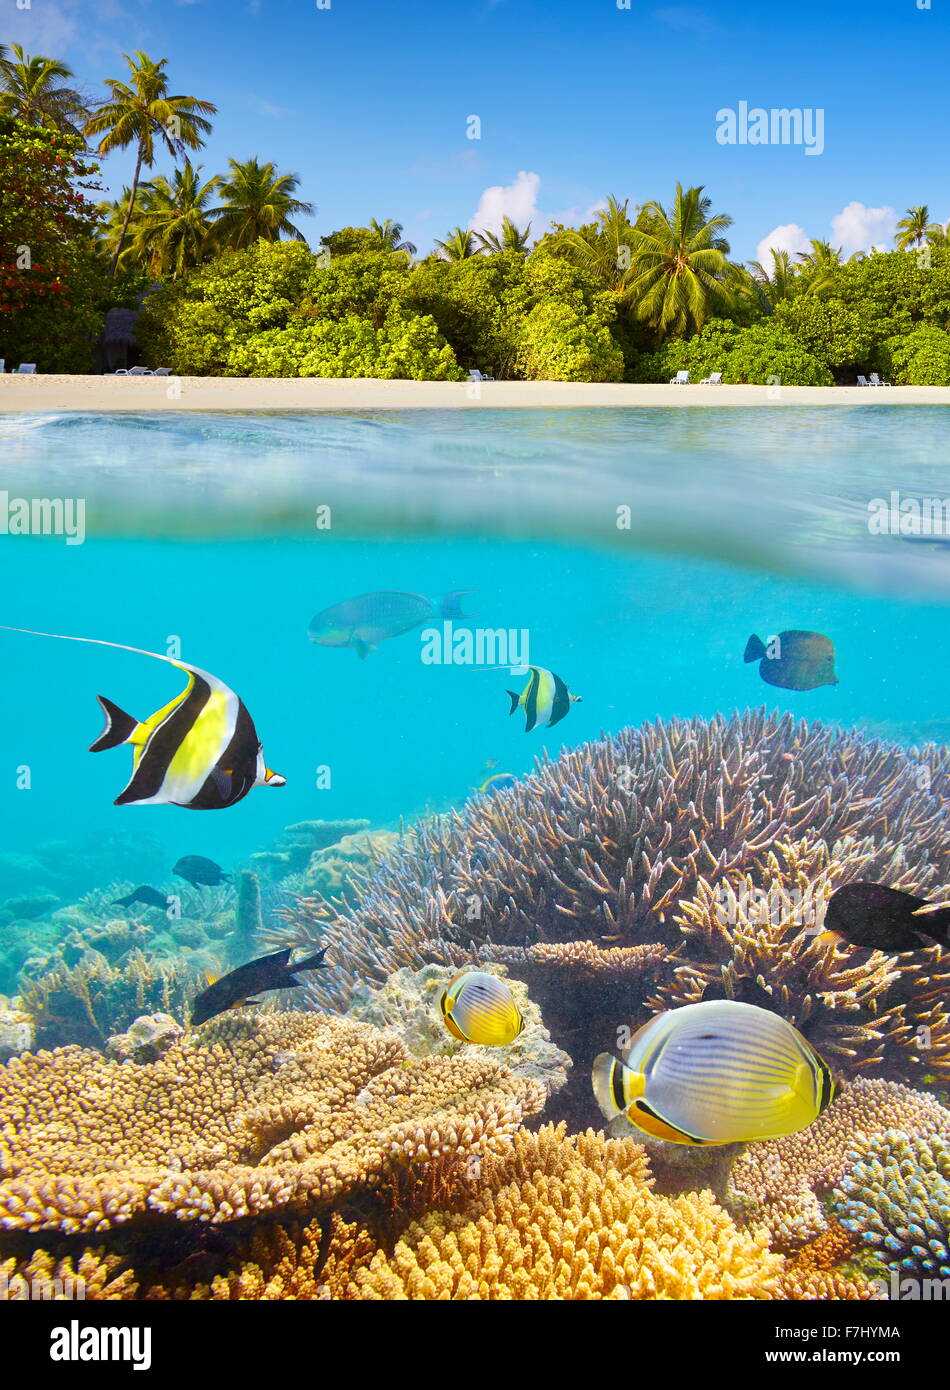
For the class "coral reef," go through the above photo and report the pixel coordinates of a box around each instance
[834,1130,950,1279]
[0,1011,545,1236]
[105,1013,184,1064]
[275,711,950,1122]
[0,1005,33,1063]
[249,820,372,882]
[344,963,572,1099]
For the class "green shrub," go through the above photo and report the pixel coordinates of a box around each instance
[516,301,624,381]
[882,325,950,385]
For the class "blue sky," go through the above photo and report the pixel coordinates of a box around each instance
[3,0,948,262]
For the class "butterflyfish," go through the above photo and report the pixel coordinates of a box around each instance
[438,970,525,1047]
[592,1000,837,1146]
[309,590,475,659]
[0,625,286,810]
[506,666,581,733]
[190,947,327,1026]
[820,882,950,953]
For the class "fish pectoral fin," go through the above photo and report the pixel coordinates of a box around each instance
[89,695,141,753]
[353,638,374,659]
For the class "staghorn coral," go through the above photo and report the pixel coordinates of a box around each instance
[730,1077,950,1252]
[1,1247,137,1301]
[834,1130,950,1279]
[275,711,950,1122]
[0,1011,545,1237]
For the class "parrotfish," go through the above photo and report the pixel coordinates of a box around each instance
[308,590,475,659]
[190,947,328,1026]
[173,855,230,888]
[507,666,581,732]
[0,626,286,810]
[821,882,950,952]
[113,885,171,911]
[744,630,838,691]
[438,970,525,1047]
[592,1000,837,1145]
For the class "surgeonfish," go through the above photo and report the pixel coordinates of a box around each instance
[0,626,286,810]
[744,630,838,691]
[506,666,581,733]
[191,947,328,1026]
[113,885,171,911]
[591,1000,837,1146]
[308,590,475,659]
[820,882,950,953]
[173,855,230,888]
[438,970,525,1047]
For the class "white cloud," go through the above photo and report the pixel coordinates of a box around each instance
[755,223,811,266]
[830,201,897,256]
[468,170,541,235]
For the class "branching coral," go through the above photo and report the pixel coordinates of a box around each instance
[834,1130,950,1279]
[274,711,950,1121]
[0,1011,545,1236]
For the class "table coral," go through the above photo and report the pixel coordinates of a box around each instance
[834,1130,950,1279]
[0,1011,545,1236]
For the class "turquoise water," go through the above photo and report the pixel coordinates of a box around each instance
[0,407,948,893]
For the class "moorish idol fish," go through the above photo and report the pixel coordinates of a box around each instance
[0,626,286,810]
[820,882,950,953]
[309,590,476,659]
[744,630,838,691]
[113,885,171,911]
[506,666,581,733]
[592,1000,838,1146]
[173,855,230,888]
[438,969,525,1047]
[190,946,328,1026]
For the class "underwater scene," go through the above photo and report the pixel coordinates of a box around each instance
[1,405,949,1304]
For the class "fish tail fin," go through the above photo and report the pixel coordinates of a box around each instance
[291,946,328,975]
[591,1052,624,1120]
[506,690,521,714]
[917,906,950,948]
[744,634,766,663]
[439,591,477,620]
[89,695,140,752]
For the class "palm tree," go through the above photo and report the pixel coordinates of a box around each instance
[366,218,416,257]
[795,239,843,294]
[476,216,532,254]
[926,220,949,248]
[895,205,938,250]
[84,52,216,276]
[625,183,736,336]
[433,226,479,261]
[210,157,313,249]
[130,162,220,277]
[95,188,145,271]
[0,44,87,134]
[549,195,639,294]
[747,248,798,307]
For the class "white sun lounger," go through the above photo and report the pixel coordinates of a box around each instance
[127,365,153,376]
[670,370,690,385]
[152,367,173,376]
[16,363,36,374]
[868,372,891,387]
[856,375,870,386]
[467,368,494,383]
[700,371,723,384]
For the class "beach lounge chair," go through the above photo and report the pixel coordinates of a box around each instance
[868,372,891,387]
[467,369,494,383]
[856,375,870,387]
[0,360,5,374]
[16,363,36,374]
[152,367,173,376]
[700,371,723,385]
[127,365,153,376]
[670,370,690,385]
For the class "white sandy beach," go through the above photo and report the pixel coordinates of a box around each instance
[1,375,949,413]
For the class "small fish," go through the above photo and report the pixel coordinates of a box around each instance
[506,666,581,733]
[744,630,838,692]
[438,970,525,1047]
[173,855,230,888]
[113,885,171,911]
[820,882,950,953]
[592,1000,837,1146]
[191,947,328,1026]
[308,590,475,659]
[476,772,518,795]
[0,625,286,810]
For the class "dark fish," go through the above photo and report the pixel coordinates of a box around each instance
[308,590,475,659]
[744,630,838,691]
[113,885,170,911]
[174,855,230,888]
[822,882,950,953]
[190,947,328,1026]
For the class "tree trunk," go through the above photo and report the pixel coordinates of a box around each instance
[110,140,145,279]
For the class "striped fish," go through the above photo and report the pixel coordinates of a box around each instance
[438,970,525,1047]
[506,666,581,733]
[0,626,286,810]
[592,1000,838,1146]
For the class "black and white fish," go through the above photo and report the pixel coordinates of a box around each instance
[506,666,581,733]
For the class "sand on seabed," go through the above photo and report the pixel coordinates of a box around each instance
[1,375,949,412]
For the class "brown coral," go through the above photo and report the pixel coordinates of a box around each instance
[0,1011,545,1236]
